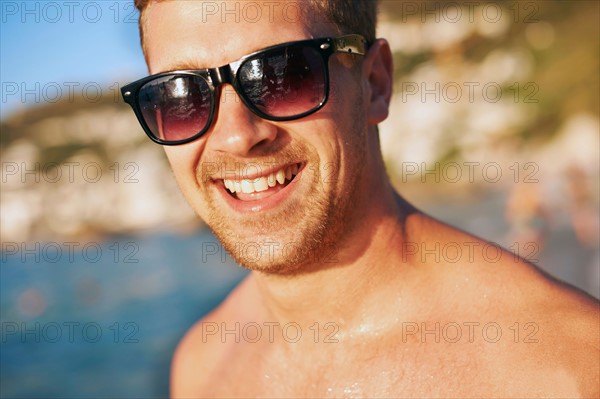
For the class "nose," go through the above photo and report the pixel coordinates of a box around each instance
[204,85,278,156]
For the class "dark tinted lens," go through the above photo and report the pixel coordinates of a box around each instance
[238,46,326,117]
[138,75,212,142]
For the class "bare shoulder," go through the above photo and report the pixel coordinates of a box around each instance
[479,258,600,396]
[410,213,599,396]
[480,286,599,398]
[485,279,600,397]
[528,280,600,396]
[170,275,258,398]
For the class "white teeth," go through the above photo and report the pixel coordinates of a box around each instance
[223,164,300,195]
[241,180,254,194]
[275,169,285,185]
[254,177,269,192]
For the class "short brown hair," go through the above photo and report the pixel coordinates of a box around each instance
[134,0,378,52]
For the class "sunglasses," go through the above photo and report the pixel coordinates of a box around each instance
[121,34,367,145]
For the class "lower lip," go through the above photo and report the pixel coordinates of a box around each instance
[215,167,304,214]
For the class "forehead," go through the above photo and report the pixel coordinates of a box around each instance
[144,0,337,73]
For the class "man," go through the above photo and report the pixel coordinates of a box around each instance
[121,1,599,397]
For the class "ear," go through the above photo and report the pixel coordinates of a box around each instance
[362,38,393,125]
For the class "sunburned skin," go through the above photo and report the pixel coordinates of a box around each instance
[137,1,600,398]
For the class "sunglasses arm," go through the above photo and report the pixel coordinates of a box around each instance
[331,34,368,56]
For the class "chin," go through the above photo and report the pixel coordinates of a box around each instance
[212,218,342,275]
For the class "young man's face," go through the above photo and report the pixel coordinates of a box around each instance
[143,1,378,273]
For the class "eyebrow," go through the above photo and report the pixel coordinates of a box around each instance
[158,41,272,73]
[160,56,246,74]
[160,60,208,72]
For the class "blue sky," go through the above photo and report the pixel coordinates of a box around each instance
[1,1,148,119]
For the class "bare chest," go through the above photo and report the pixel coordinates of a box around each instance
[192,340,547,398]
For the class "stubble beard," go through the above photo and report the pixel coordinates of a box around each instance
[211,185,336,275]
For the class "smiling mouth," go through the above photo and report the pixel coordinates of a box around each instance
[221,163,303,201]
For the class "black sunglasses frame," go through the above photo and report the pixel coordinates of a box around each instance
[121,34,368,145]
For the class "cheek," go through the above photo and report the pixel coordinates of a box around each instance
[306,81,368,171]
[330,100,368,181]
[163,143,205,191]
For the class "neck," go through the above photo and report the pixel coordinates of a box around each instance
[251,180,420,340]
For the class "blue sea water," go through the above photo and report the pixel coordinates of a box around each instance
[1,230,248,398]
